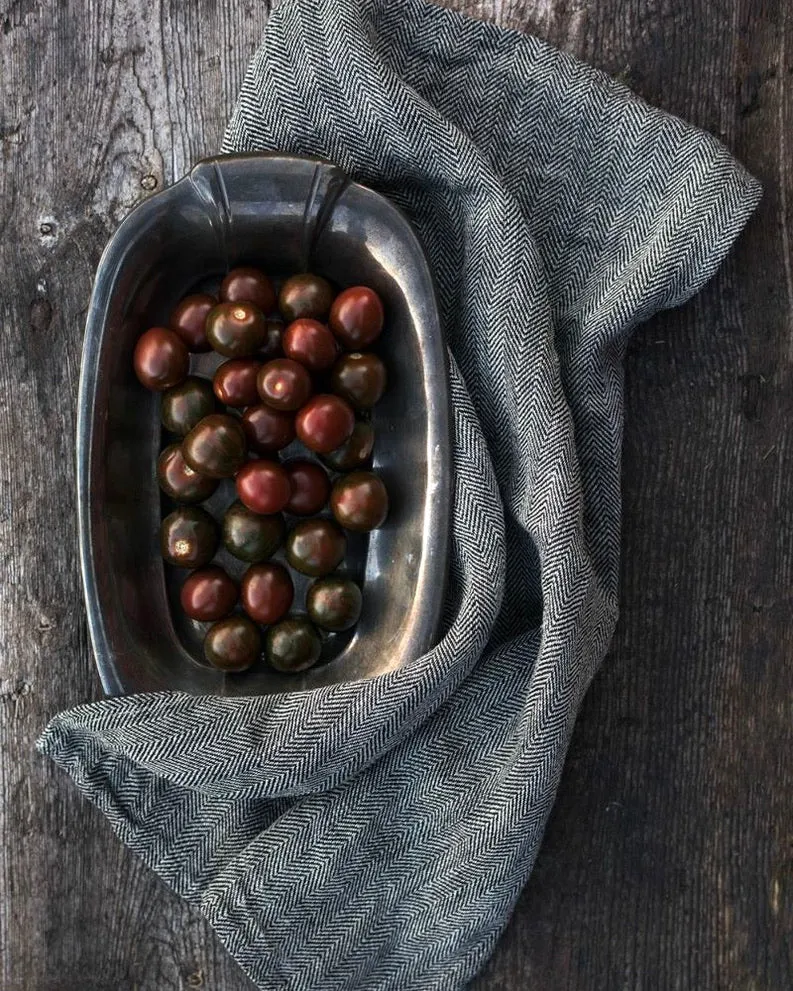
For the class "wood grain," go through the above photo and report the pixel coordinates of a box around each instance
[1,1,789,989]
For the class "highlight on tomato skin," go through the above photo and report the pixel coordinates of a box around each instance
[205,301,269,358]
[133,326,189,391]
[161,377,217,436]
[282,318,338,373]
[307,577,362,632]
[321,422,375,472]
[235,460,293,516]
[278,273,335,323]
[257,358,313,412]
[219,266,276,315]
[285,518,347,577]
[182,414,248,479]
[330,352,386,409]
[180,566,238,622]
[157,443,219,504]
[329,286,384,349]
[213,358,263,408]
[240,562,294,625]
[169,293,216,352]
[160,506,219,569]
[330,471,389,532]
[294,394,355,454]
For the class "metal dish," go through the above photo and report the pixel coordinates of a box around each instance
[77,152,450,696]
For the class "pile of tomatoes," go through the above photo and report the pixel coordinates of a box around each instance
[133,266,389,674]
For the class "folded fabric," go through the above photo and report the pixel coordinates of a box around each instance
[38,1,761,988]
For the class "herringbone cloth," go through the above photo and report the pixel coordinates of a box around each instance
[38,1,761,988]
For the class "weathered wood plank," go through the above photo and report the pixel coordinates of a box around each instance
[1,1,790,989]
[0,3,269,989]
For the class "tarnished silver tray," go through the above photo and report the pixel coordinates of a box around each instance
[77,153,450,696]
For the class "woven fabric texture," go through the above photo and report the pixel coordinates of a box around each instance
[39,1,761,988]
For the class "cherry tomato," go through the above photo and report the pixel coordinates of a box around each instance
[283,460,330,515]
[329,286,384,348]
[204,616,261,672]
[206,301,268,357]
[160,507,218,568]
[183,414,248,479]
[321,422,375,472]
[265,618,322,673]
[180,566,238,621]
[161,377,216,435]
[259,318,284,361]
[219,266,276,314]
[169,293,216,352]
[257,358,313,412]
[213,359,262,407]
[278,273,335,322]
[157,443,219,503]
[241,404,296,454]
[331,352,386,409]
[236,460,292,515]
[240,562,294,624]
[133,327,189,391]
[330,471,389,531]
[282,319,338,373]
[223,501,285,562]
[307,577,362,632]
[285,519,346,577]
[295,394,355,454]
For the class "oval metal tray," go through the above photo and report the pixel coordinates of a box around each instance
[77,153,450,696]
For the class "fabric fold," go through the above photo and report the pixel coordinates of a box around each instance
[39,1,761,988]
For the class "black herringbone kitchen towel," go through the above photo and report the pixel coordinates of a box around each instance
[38,1,761,988]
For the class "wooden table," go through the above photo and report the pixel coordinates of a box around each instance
[2,2,790,988]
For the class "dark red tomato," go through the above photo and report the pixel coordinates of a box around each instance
[321,422,375,472]
[259,318,284,361]
[204,615,261,672]
[241,404,296,454]
[133,327,189,391]
[160,506,218,568]
[330,352,386,409]
[219,266,276,314]
[213,359,262,407]
[161,377,216,436]
[180,566,238,622]
[169,293,216,352]
[157,443,219,503]
[330,471,389,531]
[183,414,248,478]
[283,460,330,516]
[282,319,338,373]
[223,501,285,563]
[257,358,313,411]
[240,562,294,625]
[329,286,384,349]
[278,273,335,323]
[285,519,346,577]
[236,460,292,515]
[265,618,321,673]
[205,302,268,357]
[295,394,355,454]
[307,577,362,632]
